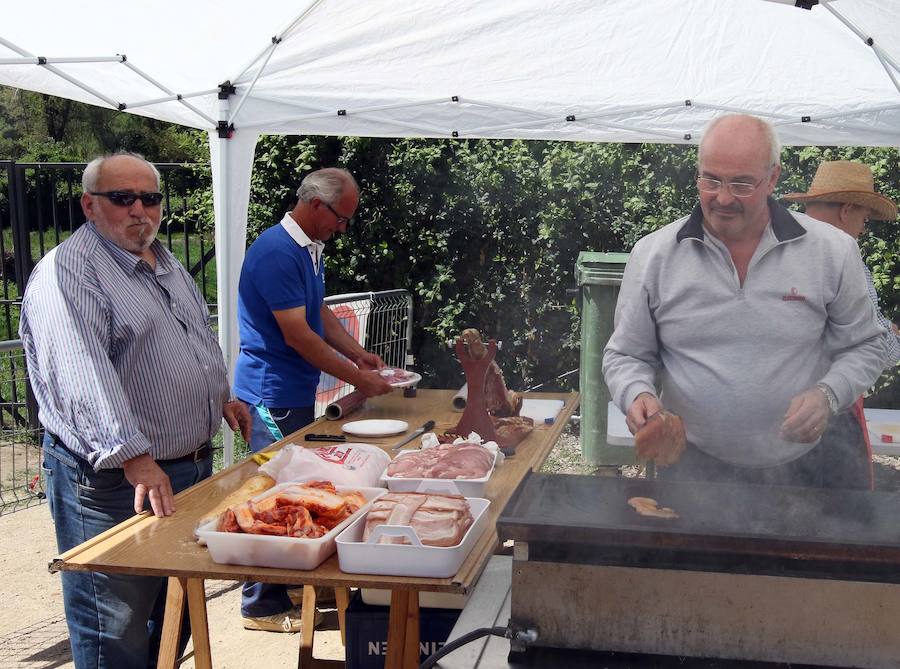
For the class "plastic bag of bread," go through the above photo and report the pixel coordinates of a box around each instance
[196,473,275,529]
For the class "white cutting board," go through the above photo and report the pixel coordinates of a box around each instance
[607,401,635,446]
[520,399,565,425]
[865,408,900,456]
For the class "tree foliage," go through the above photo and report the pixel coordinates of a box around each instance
[241,135,899,404]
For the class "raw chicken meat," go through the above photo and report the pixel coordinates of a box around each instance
[386,442,494,480]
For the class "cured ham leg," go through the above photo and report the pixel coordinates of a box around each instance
[460,328,522,417]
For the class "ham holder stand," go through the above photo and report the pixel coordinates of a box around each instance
[452,337,506,452]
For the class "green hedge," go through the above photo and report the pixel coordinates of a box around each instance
[208,136,900,405]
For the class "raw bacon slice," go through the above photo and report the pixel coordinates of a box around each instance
[634,411,686,467]
[363,492,473,547]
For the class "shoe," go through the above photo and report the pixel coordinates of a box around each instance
[288,585,336,607]
[242,606,324,633]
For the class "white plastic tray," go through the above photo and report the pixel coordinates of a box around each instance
[196,483,386,571]
[380,448,497,498]
[335,496,490,578]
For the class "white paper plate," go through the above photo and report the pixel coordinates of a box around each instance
[378,368,423,388]
[342,419,409,437]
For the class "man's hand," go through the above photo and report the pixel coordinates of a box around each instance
[122,454,175,517]
[224,399,252,442]
[781,387,830,443]
[626,392,663,435]
[355,369,394,397]
[356,351,385,371]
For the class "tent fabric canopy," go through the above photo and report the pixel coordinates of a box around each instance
[2,0,898,460]
[2,0,899,145]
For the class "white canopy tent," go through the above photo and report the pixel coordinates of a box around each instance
[2,0,898,457]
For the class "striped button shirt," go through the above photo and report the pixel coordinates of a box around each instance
[20,222,230,469]
[864,265,900,367]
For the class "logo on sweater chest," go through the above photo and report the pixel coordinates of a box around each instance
[781,287,807,302]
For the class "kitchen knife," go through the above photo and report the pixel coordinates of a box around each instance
[391,420,435,451]
[304,433,347,442]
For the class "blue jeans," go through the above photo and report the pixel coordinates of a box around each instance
[242,405,315,617]
[42,433,212,669]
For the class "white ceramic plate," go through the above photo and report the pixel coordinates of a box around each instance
[378,368,423,389]
[342,419,410,437]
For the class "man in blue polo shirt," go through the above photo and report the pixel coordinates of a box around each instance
[234,167,392,632]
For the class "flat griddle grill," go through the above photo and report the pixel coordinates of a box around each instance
[497,472,900,668]
[499,471,900,567]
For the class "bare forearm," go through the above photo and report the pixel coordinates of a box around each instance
[286,329,364,386]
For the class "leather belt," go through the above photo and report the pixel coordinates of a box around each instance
[160,443,213,465]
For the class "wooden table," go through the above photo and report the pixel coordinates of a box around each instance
[50,389,579,669]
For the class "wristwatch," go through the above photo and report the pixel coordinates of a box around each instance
[815,382,839,415]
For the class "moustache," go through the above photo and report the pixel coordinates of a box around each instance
[711,204,743,215]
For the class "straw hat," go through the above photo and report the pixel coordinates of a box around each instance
[783,160,897,221]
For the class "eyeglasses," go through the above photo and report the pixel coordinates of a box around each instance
[89,191,164,207]
[323,201,353,227]
[696,175,768,198]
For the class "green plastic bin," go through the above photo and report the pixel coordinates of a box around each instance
[575,251,632,466]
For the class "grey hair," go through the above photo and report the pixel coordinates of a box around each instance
[296,168,358,204]
[699,114,782,167]
[82,152,161,192]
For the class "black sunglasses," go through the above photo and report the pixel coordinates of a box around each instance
[89,190,164,207]
[323,201,353,227]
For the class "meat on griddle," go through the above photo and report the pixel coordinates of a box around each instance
[627,496,679,519]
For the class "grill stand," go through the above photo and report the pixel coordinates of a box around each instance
[510,539,900,668]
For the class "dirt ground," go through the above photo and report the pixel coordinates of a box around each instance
[0,502,347,669]
[2,432,899,668]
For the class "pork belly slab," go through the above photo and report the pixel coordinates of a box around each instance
[363,492,474,547]
[386,442,494,479]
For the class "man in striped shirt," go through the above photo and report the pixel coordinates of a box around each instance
[19,153,251,669]
[784,160,899,368]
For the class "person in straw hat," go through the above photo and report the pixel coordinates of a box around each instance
[784,160,899,368]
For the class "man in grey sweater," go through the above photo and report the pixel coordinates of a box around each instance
[603,115,887,488]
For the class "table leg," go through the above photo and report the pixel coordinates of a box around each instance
[335,587,350,646]
[298,585,317,667]
[185,578,212,669]
[385,590,410,669]
[402,591,420,669]
[157,577,186,669]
